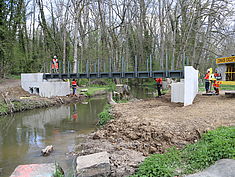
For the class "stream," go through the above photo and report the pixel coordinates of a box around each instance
[0,96,106,177]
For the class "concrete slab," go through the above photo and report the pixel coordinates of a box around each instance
[76,151,111,177]
[185,159,235,177]
[10,163,56,177]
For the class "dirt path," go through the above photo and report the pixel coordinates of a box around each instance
[77,94,235,176]
[0,79,20,92]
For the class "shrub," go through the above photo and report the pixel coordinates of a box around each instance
[98,104,113,125]
[132,126,235,177]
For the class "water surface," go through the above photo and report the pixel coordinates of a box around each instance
[0,96,106,177]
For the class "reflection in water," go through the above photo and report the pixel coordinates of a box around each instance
[130,85,156,99]
[0,96,106,177]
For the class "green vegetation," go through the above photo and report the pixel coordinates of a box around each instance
[53,163,64,177]
[77,82,116,97]
[0,102,9,114]
[78,86,112,97]
[220,84,235,91]
[199,83,235,92]
[98,104,113,125]
[7,74,21,80]
[0,99,53,115]
[132,126,235,177]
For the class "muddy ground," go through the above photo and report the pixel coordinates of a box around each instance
[76,94,235,176]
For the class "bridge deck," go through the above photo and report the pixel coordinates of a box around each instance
[43,70,184,79]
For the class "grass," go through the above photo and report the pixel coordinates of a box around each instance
[199,83,235,92]
[77,84,116,97]
[131,126,235,177]
[7,74,21,79]
[98,104,113,125]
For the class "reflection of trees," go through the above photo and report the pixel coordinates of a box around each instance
[0,115,16,139]
[0,115,30,165]
[45,98,107,132]
[0,97,107,176]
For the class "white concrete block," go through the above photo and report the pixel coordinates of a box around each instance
[21,73,70,98]
[171,66,198,106]
[171,82,184,103]
[184,66,198,106]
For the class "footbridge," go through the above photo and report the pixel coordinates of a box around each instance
[43,70,184,80]
[43,58,184,80]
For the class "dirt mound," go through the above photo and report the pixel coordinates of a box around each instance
[75,94,235,176]
[91,94,235,155]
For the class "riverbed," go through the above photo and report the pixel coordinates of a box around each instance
[0,96,106,177]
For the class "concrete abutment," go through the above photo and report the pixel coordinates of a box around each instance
[21,73,70,98]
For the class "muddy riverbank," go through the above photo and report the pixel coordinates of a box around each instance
[75,94,235,176]
[0,86,87,116]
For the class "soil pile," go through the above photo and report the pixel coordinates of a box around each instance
[95,95,235,155]
[77,94,235,176]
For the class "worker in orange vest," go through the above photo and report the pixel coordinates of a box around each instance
[51,56,59,73]
[71,79,77,95]
[204,70,210,93]
[155,78,163,97]
[213,80,221,95]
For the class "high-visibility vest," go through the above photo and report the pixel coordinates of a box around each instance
[213,81,221,88]
[204,73,210,80]
[155,78,162,84]
[72,81,77,86]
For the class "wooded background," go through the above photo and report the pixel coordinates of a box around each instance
[0,0,234,77]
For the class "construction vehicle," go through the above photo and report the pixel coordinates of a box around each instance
[214,55,235,95]
[216,55,235,85]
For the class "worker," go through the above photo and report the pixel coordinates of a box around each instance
[214,71,221,80]
[213,80,220,95]
[71,79,77,96]
[51,56,59,73]
[204,69,210,93]
[155,78,163,97]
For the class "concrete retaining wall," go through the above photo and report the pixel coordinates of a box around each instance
[184,66,198,106]
[171,66,198,106]
[21,73,70,98]
[171,80,184,103]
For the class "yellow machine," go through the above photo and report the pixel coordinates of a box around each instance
[215,56,235,85]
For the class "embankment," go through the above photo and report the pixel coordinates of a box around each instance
[0,86,86,116]
[76,94,235,176]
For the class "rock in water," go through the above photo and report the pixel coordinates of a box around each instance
[185,159,235,177]
[41,145,54,156]
[76,151,111,177]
